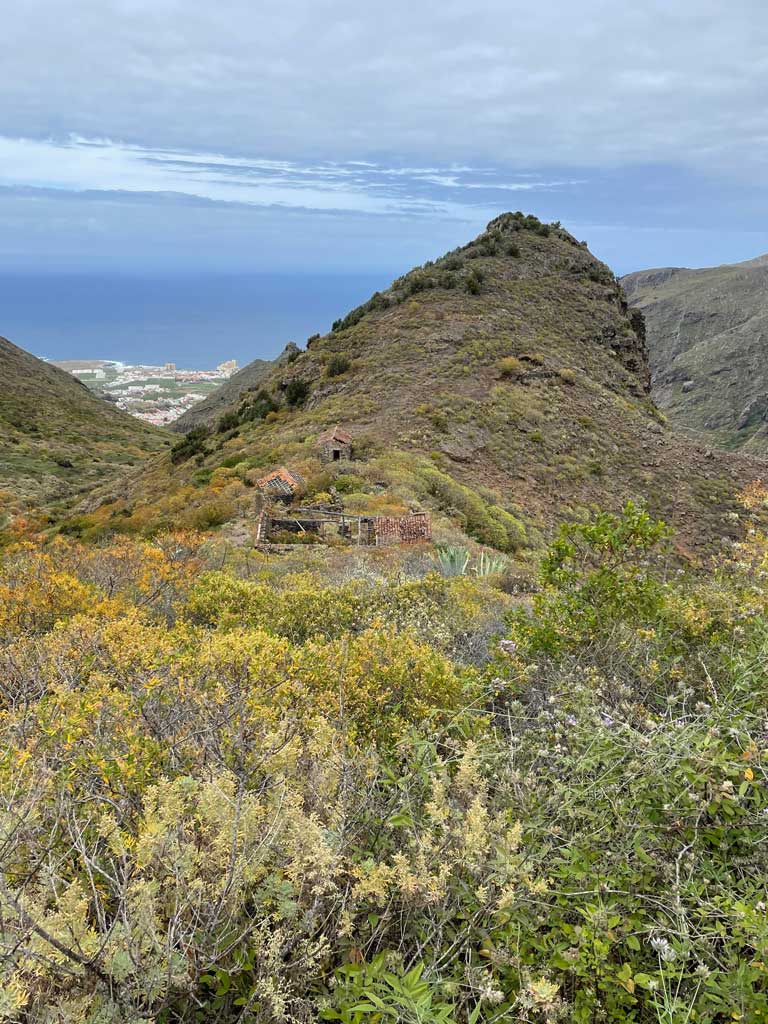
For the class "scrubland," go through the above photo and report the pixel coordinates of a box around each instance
[1,494,767,1022]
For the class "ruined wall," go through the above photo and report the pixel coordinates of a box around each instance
[374,513,431,546]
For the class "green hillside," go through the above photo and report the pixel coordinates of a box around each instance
[0,335,169,518]
[75,213,762,555]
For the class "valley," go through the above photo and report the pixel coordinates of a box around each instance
[2,214,768,1024]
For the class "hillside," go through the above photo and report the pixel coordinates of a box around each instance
[0,335,169,515]
[171,343,299,432]
[76,213,764,554]
[622,254,768,451]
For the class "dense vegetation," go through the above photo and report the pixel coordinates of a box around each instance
[2,493,767,1022]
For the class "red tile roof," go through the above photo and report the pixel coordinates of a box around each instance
[255,467,304,495]
[316,425,352,446]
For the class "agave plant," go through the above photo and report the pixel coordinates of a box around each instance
[473,549,508,576]
[434,544,471,577]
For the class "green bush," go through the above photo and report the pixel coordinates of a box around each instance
[239,389,278,422]
[418,467,526,552]
[466,268,484,295]
[216,410,240,433]
[285,378,310,406]
[508,500,673,662]
[326,354,351,378]
[333,473,365,494]
[170,426,210,464]
[186,498,235,529]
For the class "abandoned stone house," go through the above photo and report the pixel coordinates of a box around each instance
[316,425,352,463]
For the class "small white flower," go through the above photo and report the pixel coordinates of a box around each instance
[651,937,677,962]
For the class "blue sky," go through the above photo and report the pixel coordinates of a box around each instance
[1,1,768,362]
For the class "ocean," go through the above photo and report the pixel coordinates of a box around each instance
[0,271,392,369]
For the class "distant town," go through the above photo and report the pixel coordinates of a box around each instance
[51,358,239,425]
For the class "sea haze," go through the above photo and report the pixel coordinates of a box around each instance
[0,272,391,369]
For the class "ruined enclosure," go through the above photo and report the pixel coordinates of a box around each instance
[255,507,431,547]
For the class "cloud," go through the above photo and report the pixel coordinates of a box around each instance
[2,0,767,175]
[1,1,768,278]
[0,135,578,217]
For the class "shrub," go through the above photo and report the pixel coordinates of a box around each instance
[216,410,240,433]
[588,264,614,284]
[170,426,210,464]
[558,367,577,384]
[186,498,235,530]
[466,266,483,294]
[325,354,351,378]
[521,351,545,365]
[192,467,213,487]
[333,473,365,494]
[238,389,278,423]
[418,467,526,552]
[498,356,525,379]
[508,501,672,662]
[285,378,310,406]
[219,454,246,469]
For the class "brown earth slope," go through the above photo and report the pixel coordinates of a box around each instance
[79,213,765,555]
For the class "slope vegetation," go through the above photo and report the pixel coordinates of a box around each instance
[622,255,768,451]
[171,343,300,432]
[0,335,168,515]
[78,214,763,554]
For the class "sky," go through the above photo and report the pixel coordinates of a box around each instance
[2,0,768,364]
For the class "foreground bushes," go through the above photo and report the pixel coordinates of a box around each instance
[1,506,767,1021]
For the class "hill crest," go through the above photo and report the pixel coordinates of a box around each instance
[70,213,762,554]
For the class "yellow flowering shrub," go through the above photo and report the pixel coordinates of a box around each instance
[2,515,768,1023]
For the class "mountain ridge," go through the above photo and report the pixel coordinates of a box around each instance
[171,343,301,432]
[66,213,763,554]
[622,252,768,452]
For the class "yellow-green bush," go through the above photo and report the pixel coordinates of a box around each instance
[3,511,768,1023]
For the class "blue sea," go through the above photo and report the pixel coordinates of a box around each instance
[0,272,393,369]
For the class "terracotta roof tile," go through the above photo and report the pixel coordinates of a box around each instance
[316,425,352,446]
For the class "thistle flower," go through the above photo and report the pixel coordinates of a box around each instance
[650,936,677,962]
